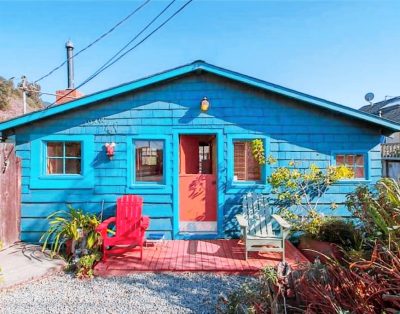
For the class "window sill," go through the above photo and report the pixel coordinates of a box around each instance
[334,179,371,185]
[226,181,271,194]
[233,180,264,185]
[126,184,172,194]
[39,175,84,180]
[30,175,94,189]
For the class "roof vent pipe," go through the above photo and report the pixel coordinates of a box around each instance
[66,40,74,89]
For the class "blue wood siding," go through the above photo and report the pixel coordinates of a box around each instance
[13,73,383,242]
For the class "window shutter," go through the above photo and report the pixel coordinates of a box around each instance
[234,141,261,181]
[246,144,261,180]
[234,142,246,180]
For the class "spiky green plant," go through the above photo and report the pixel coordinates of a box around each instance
[40,205,101,257]
[346,178,400,246]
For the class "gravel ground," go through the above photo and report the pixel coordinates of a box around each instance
[0,273,253,314]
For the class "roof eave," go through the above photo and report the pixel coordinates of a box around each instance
[0,61,400,133]
[0,63,198,132]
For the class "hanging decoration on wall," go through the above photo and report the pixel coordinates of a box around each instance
[105,142,116,160]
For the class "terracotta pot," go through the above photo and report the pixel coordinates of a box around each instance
[298,237,343,263]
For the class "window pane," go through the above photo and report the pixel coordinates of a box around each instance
[354,167,364,178]
[199,144,212,174]
[355,155,364,166]
[65,159,81,174]
[234,141,261,181]
[46,141,82,175]
[135,140,164,182]
[336,155,345,165]
[336,153,365,179]
[47,158,63,174]
[47,142,63,157]
[65,142,81,157]
[345,155,355,165]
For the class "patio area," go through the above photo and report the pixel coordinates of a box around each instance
[94,239,308,276]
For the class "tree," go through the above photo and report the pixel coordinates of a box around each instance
[0,76,14,110]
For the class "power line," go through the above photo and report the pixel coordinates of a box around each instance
[90,0,176,81]
[34,0,151,84]
[19,87,79,100]
[47,0,177,107]
[50,0,193,107]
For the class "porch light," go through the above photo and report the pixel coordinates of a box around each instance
[200,97,210,112]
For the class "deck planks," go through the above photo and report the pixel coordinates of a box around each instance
[95,239,308,276]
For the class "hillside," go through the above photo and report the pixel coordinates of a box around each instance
[0,77,44,121]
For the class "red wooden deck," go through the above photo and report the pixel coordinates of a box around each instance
[94,240,308,276]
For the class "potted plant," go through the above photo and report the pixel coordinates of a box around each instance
[40,205,101,257]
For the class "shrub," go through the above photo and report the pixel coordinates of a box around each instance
[266,162,353,246]
[316,219,358,250]
[220,266,282,313]
[0,77,14,110]
[223,245,400,314]
[346,178,400,247]
[76,252,101,279]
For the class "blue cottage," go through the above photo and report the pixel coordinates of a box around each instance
[0,61,399,243]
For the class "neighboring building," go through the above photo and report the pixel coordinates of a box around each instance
[360,96,400,179]
[0,61,399,243]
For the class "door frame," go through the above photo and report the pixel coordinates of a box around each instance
[172,129,224,239]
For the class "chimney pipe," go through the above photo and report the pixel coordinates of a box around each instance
[66,40,74,89]
[55,40,84,105]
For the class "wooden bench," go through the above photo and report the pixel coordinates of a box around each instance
[236,192,291,260]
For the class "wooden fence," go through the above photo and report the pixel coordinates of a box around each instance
[0,143,21,249]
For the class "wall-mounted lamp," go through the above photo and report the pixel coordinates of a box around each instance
[200,97,210,112]
[105,142,116,160]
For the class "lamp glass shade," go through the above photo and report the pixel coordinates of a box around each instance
[200,97,210,112]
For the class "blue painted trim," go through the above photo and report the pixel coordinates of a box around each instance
[330,150,371,183]
[172,128,225,240]
[126,134,171,194]
[226,134,271,194]
[1,61,399,133]
[30,134,94,189]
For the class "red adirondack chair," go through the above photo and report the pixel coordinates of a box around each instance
[96,195,150,261]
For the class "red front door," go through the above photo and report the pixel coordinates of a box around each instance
[179,135,217,233]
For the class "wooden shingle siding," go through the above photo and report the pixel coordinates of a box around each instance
[13,73,383,242]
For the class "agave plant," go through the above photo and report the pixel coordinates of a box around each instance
[40,205,101,257]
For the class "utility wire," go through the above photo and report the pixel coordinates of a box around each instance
[34,0,151,84]
[49,0,193,107]
[89,0,176,82]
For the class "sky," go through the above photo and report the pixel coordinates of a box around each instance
[1,0,399,108]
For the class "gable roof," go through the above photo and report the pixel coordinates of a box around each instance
[1,60,400,132]
[359,96,400,123]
